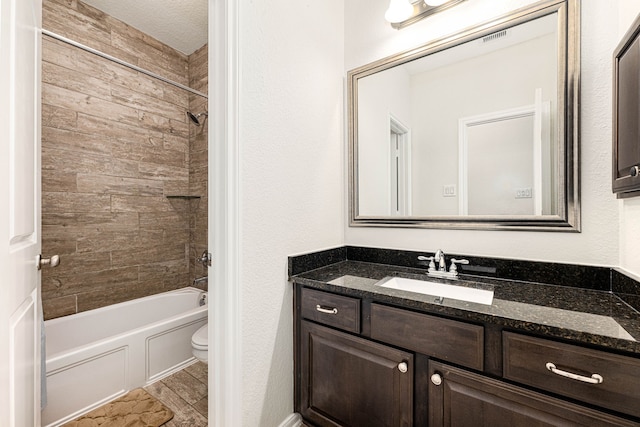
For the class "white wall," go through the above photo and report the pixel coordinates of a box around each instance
[344,0,620,266]
[358,66,412,215]
[618,1,640,277]
[408,34,556,215]
[238,0,344,425]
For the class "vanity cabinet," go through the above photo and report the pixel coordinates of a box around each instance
[300,321,413,427]
[294,286,640,426]
[428,360,638,427]
[297,287,413,426]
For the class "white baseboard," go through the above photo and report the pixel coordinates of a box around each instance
[279,412,303,427]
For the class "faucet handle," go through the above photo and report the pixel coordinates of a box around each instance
[418,255,436,271]
[449,258,469,274]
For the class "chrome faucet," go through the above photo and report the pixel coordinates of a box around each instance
[418,249,469,279]
[434,249,446,271]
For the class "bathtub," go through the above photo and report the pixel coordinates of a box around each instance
[41,287,208,427]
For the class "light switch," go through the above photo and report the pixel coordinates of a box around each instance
[443,184,457,197]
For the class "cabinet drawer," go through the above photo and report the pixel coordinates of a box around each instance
[301,288,360,333]
[371,303,484,370]
[503,332,640,418]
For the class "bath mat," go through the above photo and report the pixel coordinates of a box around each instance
[62,388,173,427]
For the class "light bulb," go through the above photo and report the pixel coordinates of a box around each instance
[385,0,414,24]
[424,0,450,6]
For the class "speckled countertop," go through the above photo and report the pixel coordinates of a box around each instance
[291,260,640,356]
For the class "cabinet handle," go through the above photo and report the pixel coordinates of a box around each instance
[631,165,640,177]
[398,362,408,373]
[430,373,443,386]
[315,305,338,315]
[545,362,603,384]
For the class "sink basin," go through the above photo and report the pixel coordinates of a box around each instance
[378,276,494,305]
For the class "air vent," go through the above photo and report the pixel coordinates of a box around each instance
[482,30,507,43]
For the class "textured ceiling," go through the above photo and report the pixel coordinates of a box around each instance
[82,0,208,55]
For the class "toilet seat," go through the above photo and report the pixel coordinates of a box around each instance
[191,324,208,363]
[191,324,208,349]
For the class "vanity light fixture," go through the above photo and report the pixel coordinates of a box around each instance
[385,0,467,29]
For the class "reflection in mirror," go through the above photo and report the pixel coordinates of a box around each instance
[349,0,579,231]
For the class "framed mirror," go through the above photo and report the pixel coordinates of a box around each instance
[348,0,580,231]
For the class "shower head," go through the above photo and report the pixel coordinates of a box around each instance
[187,111,208,126]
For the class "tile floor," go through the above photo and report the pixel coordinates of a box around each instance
[144,361,208,427]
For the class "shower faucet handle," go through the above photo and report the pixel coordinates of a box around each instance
[197,251,212,267]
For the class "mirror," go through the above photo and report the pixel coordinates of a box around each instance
[348,0,579,231]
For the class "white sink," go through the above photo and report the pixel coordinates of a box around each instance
[378,276,494,305]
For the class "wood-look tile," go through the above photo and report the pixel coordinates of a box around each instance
[75,230,162,254]
[76,281,166,312]
[41,0,207,318]
[41,104,78,129]
[43,61,112,99]
[42,266,140,299]
[42,250,111,276]
[139,212,189,229]
[110,195,177,213]
[76,173,164,196]
[42,192,111,213]
[163,180,190,197]
[191,397,208,419]
[139,114,190,140]
[42,211,138,228]
[43,294,77,320]
[160,370,207,406]
[111,244,186,268]
[162,134,189,154]
[41,170,77,193]
[138,162,188,182]
[145,380,207,427]
[183,362,208,384]
[42,235,77,256]
[43,84,140,126]
[111,86,185,122]
[138,260,189,284]
[111,141,186,169]
[42,125,113,156]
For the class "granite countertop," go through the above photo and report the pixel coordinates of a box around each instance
[291,260,640,356]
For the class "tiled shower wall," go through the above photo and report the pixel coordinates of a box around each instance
[188,45,209,285]
[41,0,208,320]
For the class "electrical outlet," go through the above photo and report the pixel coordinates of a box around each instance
[443,184,457,197]
[515,188,533,198]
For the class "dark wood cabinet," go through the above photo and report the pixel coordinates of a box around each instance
[294,285,640,426]
[428,360,639,427]
[300,321,413,427]
[613,13,640,197]
[503,332,640,418]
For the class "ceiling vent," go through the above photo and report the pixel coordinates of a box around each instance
[482,30,508,43]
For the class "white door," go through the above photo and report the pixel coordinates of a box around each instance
[0,0,43,426]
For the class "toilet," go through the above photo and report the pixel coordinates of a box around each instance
[191,324,208,363]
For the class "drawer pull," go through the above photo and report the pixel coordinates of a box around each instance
[431,373,443,386]
[545,362,604,384]
[316,305,338,315]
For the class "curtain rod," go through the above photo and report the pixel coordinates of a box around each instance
[42,29,208,99]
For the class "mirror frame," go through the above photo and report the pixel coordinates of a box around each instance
[348,0,580,232]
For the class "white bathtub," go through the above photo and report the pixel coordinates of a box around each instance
[41,287,208,427]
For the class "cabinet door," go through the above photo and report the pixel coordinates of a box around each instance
[300,321,413,427]
[613,23,640,197]
[428,361,639,427]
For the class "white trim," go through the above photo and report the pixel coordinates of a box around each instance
[278,413,303,427]
[458,102,549,216]
[210,0,242,425]
[388,114,412,216]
